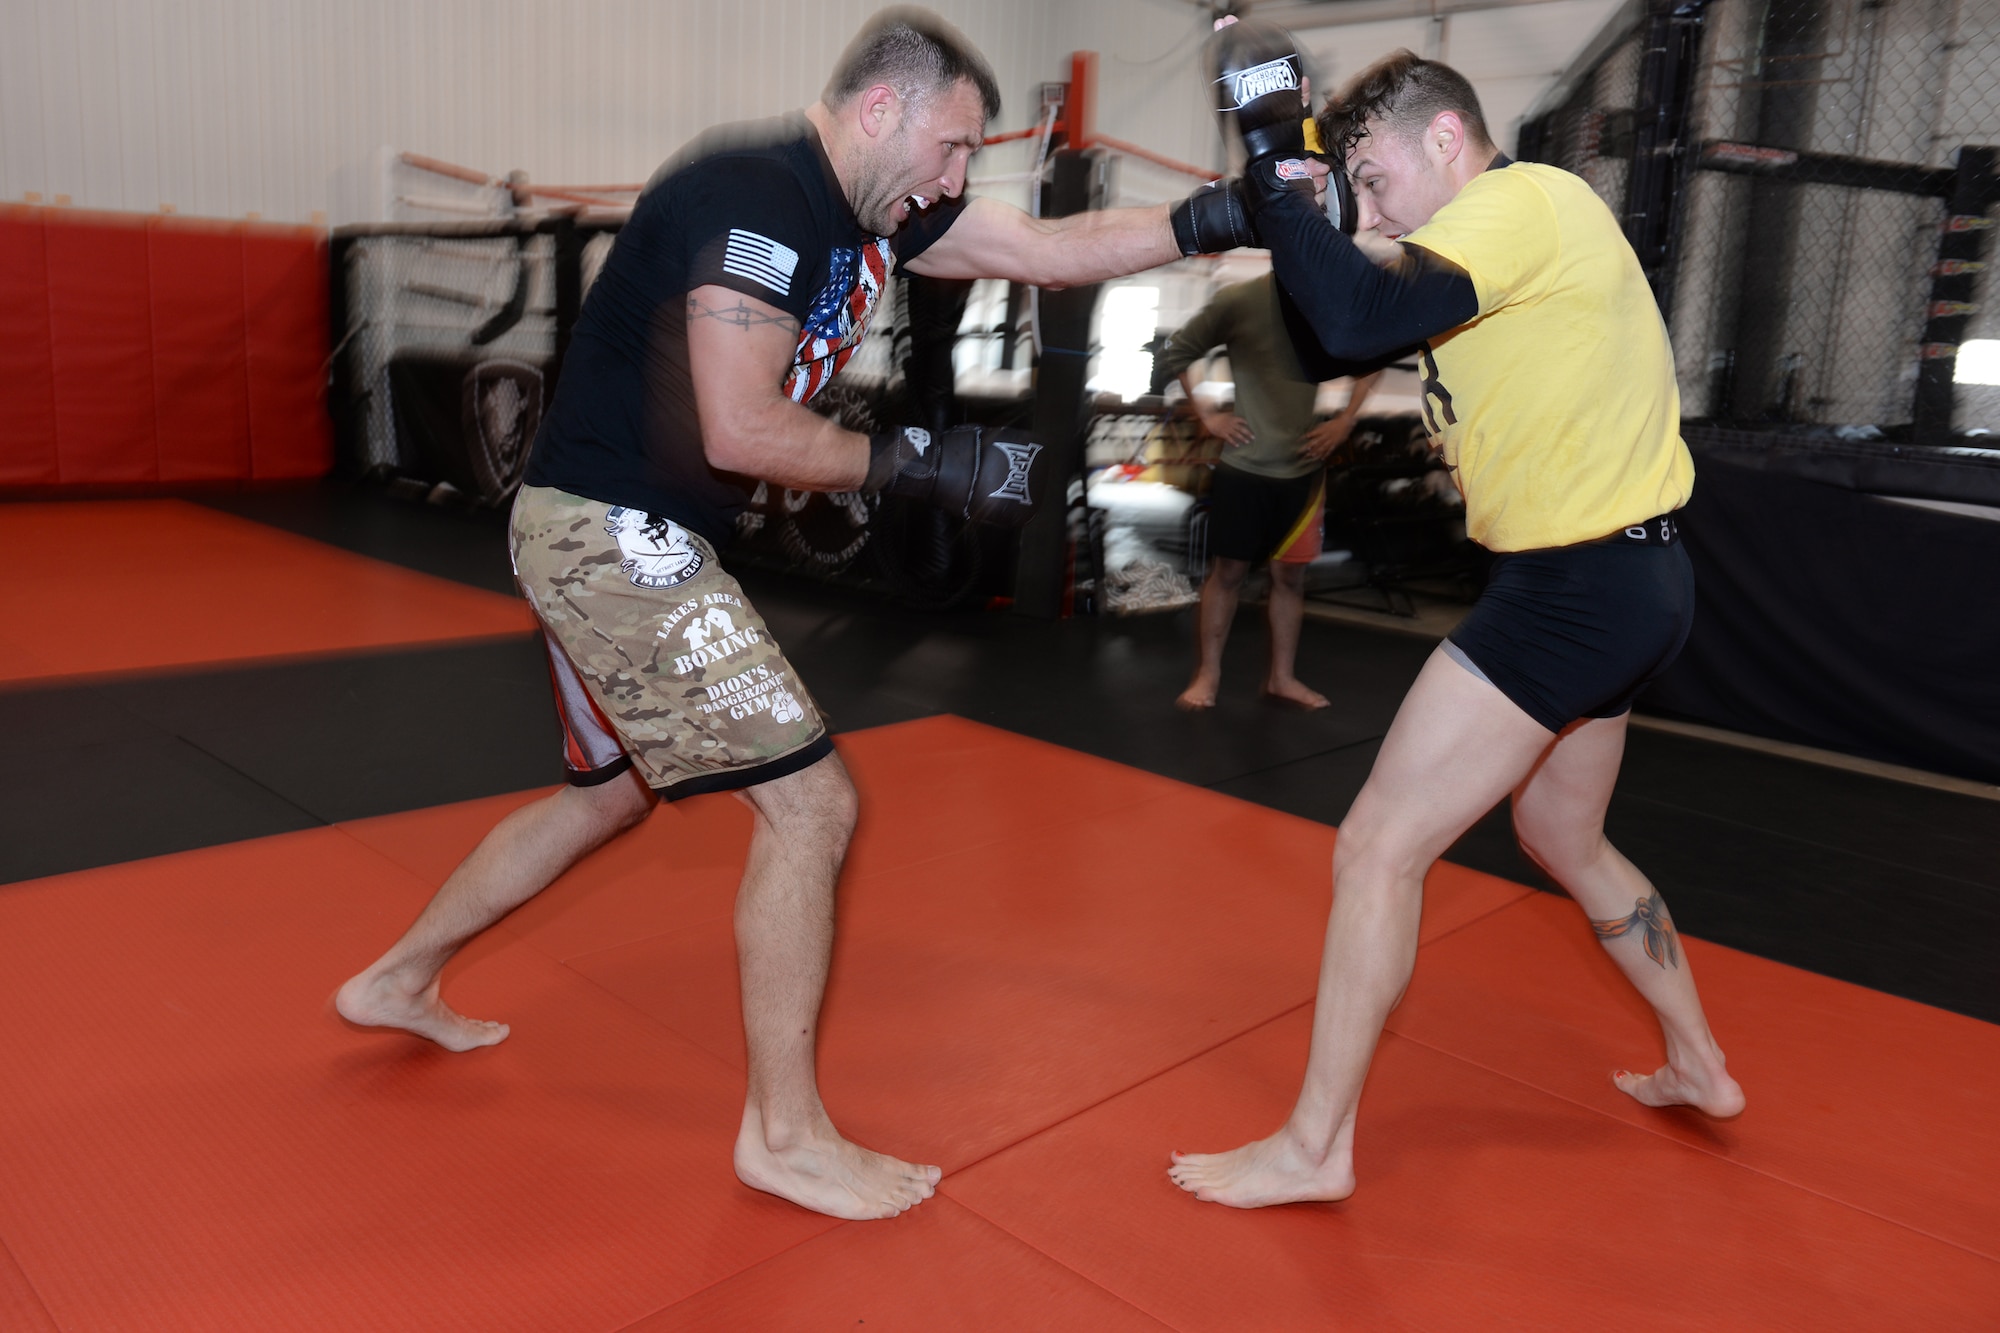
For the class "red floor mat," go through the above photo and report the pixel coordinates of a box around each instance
[0,1237,58,1333]
[0,500,531,685]
[562,724,1527,1174]
[943,1014,2000,1331]
[0,716,1989,1329]
[340,785,755,963]
[627,1197,1168,1331]
[1385,890,2000,1258]
[0,829,834,1331]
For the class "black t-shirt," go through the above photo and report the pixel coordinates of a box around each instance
[522,115,965,544]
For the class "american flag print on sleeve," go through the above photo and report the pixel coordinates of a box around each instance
[721,229,800,297]
[783,238,894,404]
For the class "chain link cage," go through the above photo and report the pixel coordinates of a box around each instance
[1518,0,1999,440]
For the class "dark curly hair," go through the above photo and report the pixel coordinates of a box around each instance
[1316,50,1492,163]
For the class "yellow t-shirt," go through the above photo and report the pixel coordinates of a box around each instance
[1400,162,1693,551]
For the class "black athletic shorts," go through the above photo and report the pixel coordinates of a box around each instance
[1444,515,1694,733]
[1207,463,1325,564]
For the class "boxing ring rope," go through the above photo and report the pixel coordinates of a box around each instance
[984,50,1219,183]
[398,152,639,218]
[400,47,1216,225]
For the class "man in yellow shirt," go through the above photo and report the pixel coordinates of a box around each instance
[1172,46,1744,1210]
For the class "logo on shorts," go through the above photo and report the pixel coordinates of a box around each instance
[606,508,704,588]
[988,441,1042,505]
[695,664,809,724]
[682,606,737,650]
[661,594,762,675]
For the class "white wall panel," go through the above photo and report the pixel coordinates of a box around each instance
[1055,0,1230,200]
[5,0,1640,224]
[2,0,1065,223]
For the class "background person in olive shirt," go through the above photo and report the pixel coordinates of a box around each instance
[1163,273,1378,711]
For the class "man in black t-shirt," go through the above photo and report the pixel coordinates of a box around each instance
[338,7,1255,1222]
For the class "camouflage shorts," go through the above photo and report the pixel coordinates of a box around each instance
[508,485,831,799]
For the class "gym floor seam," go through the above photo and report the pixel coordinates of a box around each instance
[1380,1018,2000,1270]
[540,863,1534,1198]
[0,1232,59,1331]
[1194,731,1389,790]
[1614,788,2000,893]
[175,730,335,828]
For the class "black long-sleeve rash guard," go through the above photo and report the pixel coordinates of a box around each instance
[1258,185,1481,380]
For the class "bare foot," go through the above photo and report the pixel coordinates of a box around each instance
[1169,1128,1354,1208]
[1613,1057,1746,1119]
[1176,676,1220,711]
[1262,678,1330,710]
[734,1110,940,1220]
[334,966,509,1052]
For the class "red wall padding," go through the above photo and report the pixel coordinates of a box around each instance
[0,209,60,486]
[0,206,331,486]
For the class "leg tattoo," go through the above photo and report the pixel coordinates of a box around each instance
[1590,890,1679,968]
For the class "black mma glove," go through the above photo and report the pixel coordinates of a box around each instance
[865,425,1047,528]
[1318,148,1359,236]
[1170,178,1256,255]
[1205,19,1357,237]
[1207,19,1309,162]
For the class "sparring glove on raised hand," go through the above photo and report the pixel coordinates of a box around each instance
[864,425,1047,528]
[1204,19,1357,237]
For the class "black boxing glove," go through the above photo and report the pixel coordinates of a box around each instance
[1170,178,1256,255]
[1241,122,1362,237]
[1206,19,1309,163]
[1206,19,1354,234]
[865,425,1047,528]
[1303,115,1360,236]
[1320,157,1359,236]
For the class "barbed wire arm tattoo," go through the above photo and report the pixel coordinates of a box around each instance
[686,293,798,331]
[1590,890,1680,968]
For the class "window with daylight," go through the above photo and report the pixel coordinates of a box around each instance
[1089,284,1161,403]
[1955,341,2000,387]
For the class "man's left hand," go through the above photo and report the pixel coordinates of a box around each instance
[1302,416,1356,461]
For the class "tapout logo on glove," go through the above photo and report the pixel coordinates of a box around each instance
[988,441,1042,504]
[1221,58,1298,108]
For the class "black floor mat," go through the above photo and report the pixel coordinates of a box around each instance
[3,482,1991,1024]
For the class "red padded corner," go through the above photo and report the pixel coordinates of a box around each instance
[45,210,158,484]
[149,218,252,481]
[242,225,332,479]
[0,207,59,486]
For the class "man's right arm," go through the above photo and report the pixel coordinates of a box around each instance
[1258,192,1478,362]
[1177,369,1253,449]
[1162,298,1251,447]
[684,285,869,491]
[684,284,1055,528]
